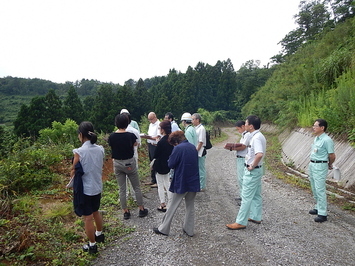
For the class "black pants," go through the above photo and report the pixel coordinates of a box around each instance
[148,143,157,184]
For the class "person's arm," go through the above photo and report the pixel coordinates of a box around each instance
[328,153,335,169]
[197,141,203,151]
[248,152,263,171]
[70,153,80,177]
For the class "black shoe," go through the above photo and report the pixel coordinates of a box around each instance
[314,215,327,223]
[83,243,98,254]
[139,208,148,217]
[124,211,131,220]
[95,234,105,243]
[309,209,318,215]
[153,227,168,236]
[235,197,242,201]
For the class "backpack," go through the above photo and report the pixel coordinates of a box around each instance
[205,130,212,149]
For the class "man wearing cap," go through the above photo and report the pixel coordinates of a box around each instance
[226,115,266,230]
[308,118,335,223]
[181,112,197,146]
[120,109,140,133]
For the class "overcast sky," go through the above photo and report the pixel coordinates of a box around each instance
[0,0,301,85]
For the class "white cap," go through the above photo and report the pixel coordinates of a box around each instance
[181,112,192,121]
[120,109,129,114]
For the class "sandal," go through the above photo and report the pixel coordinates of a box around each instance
[157,206,167,212]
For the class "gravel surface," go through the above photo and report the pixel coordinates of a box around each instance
[93,128,355,266]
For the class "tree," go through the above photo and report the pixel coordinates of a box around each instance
[13,89,64,137]
[62,86,84,123]
[89,84,116,133]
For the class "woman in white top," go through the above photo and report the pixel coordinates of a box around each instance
[71,121,105,254]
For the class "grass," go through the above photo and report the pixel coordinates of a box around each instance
[0,144,150,265]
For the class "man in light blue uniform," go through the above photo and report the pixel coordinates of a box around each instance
[234,121,251,200]
[226,115,266,230]
[181,112,197,146]
[308,119,335,223]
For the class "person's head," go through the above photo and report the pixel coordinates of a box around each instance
[159,120,172,135]
[235,120,245,134]
[148,112,157,124]
[115,113,130,129]
[313,118,327,136]
[181,112,192,126]
[245,115,261,132]
[164,112,174,122]
[168,130,186,146]
[78,121,97,144]
[191,113,201,126]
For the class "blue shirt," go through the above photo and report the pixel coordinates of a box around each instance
[310,133,334,161]
[168,140,200,194]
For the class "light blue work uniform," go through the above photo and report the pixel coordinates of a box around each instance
[236,130,266,226]
[308,132,334,216]
[185,125,197,146]
[195,124,207,190]
[236,131,251,195]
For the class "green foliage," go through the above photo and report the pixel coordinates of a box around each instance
[243,16,355,141]
[39,119,79,146]
[62,86,84,123]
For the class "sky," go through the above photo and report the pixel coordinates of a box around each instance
[0,0,301,85]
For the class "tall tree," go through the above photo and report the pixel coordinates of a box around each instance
[62,86,84,123]
[90,84,116,133]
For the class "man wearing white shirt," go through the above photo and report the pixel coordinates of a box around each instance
[192,113,207,190]
[226,115,266,230]
[146,112,160,187]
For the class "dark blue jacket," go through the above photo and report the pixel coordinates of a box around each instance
[168,140,200,194]
[73,161,85,217]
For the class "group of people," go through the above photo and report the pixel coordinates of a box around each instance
[70,110,208,253]
[224,117,335,231]
[69,110,335,254]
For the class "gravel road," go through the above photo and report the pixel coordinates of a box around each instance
[93,127,355,266]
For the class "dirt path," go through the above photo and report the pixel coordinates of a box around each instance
[94,128,355,265]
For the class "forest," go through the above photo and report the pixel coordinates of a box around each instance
[0,0,355,264]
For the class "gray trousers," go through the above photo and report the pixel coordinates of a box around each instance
[114,158,144,209]
[158,192,197,236]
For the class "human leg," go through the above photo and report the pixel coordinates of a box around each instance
[236,157,245,196]
[235,168,261,226]
[156,172,167,205]
[148,144,157,184]
[313,164,328,216]
[114,160,128,211]
[249,168,263,222]
[158,193,185,235]
[199,156,206,190]
[183,192,197,236]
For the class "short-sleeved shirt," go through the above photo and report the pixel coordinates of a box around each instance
[108,132,137,160]
[245,130,266,166]
[171,121,181,132]
[310,133,334,161]
[147,120,160,145]
[73,141,104,196]
[237,131,251,157]
[185,124,197,146]
[195,124,206,157]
